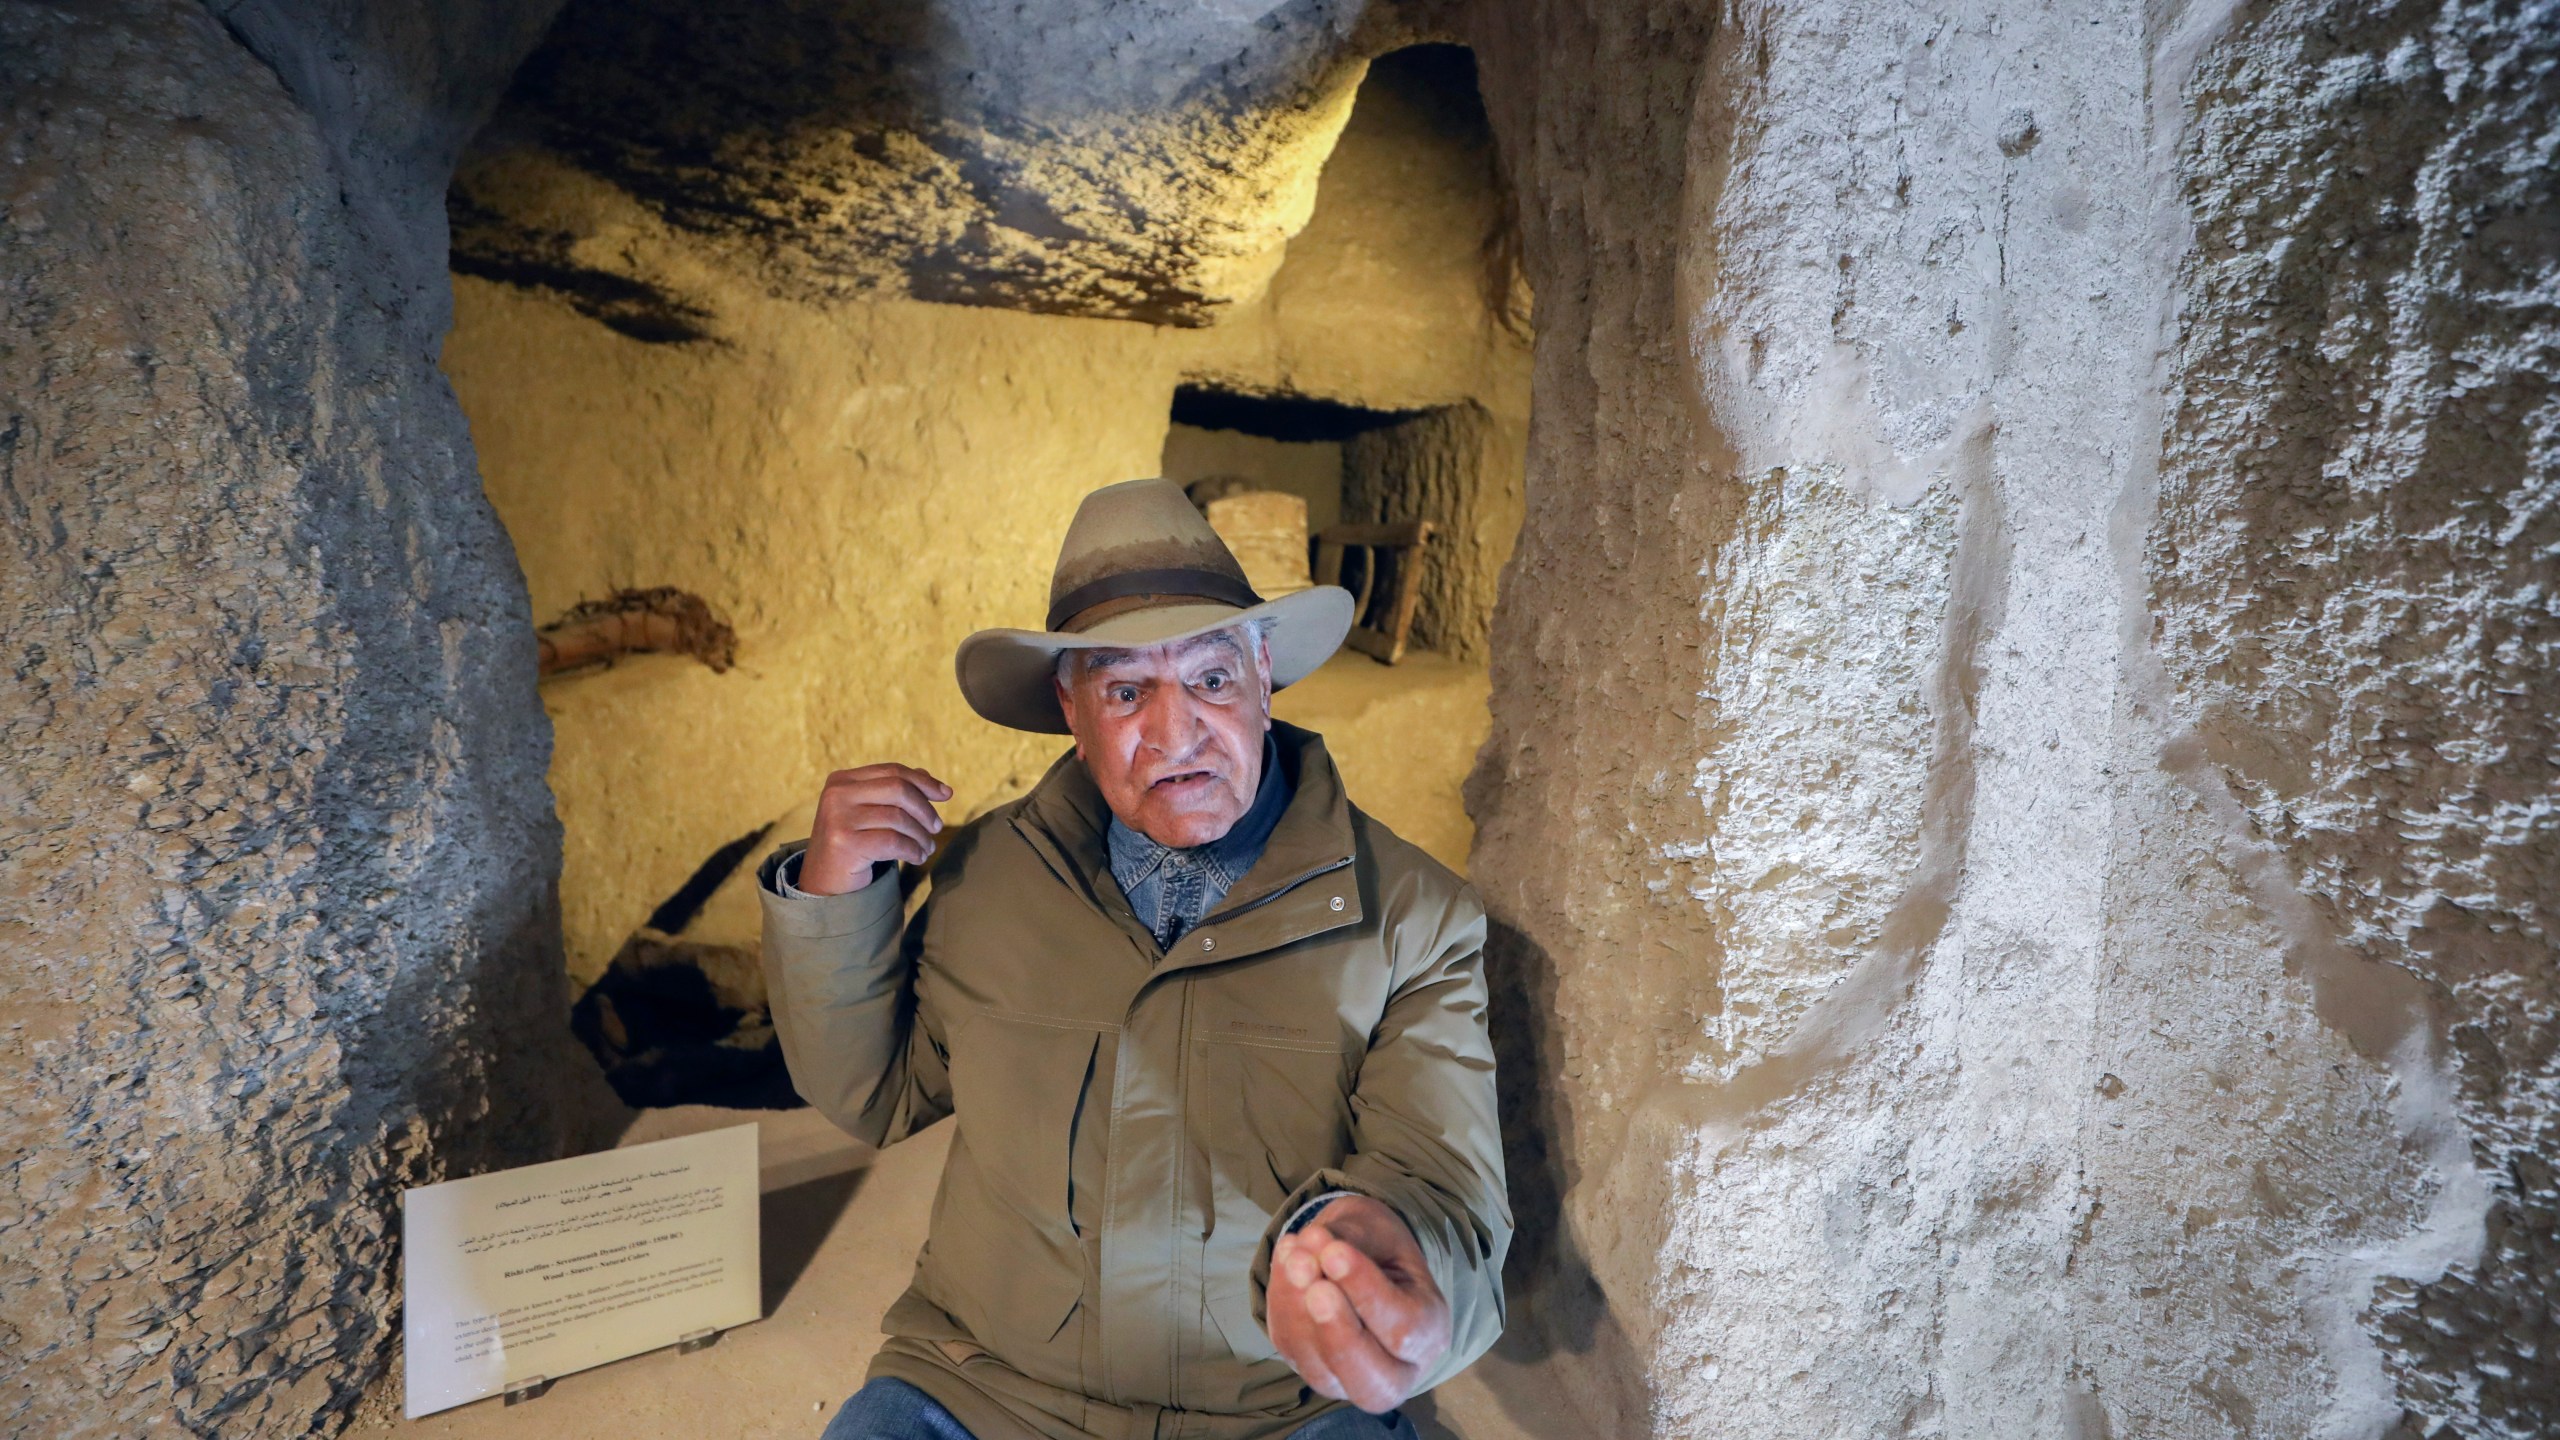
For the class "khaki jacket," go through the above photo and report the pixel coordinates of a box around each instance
[758,724,1508,1440]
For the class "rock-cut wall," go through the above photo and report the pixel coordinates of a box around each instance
[2159,2,2560,1426]
[1457,0,2556,1436]
[1344,401,1520,662]
[0,3,597,1435]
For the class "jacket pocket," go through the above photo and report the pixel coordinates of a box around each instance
[928,1008,1105,1373]
[915,1178,1087,1379]
[948,1008,1108,1229]
[1191,1032,1352,1375]
[1205,1269,1279,1365]
[1193,1033,1352,1215]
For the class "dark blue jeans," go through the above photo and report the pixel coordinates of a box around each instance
[818,1378,1422,1440]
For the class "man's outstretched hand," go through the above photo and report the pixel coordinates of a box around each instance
[1266,1195,1449,1414]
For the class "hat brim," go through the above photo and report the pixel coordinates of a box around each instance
[955,586,1357,734]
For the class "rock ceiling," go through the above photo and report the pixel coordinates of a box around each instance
[453,0,1446,330]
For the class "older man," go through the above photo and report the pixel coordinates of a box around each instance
[760,479,1508,1440]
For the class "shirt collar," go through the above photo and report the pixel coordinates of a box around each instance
[1105,734,1291,891]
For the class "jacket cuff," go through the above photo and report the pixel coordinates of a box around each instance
[1280,1190,1361,1237]
[757,841,901,940]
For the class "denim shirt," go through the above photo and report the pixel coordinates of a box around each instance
[1105,736,1290,950]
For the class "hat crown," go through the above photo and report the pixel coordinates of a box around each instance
[1047,479,1258,628]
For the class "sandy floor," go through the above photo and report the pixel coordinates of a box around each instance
[350,652,1539,1440]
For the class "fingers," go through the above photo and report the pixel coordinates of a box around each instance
[1314,1237,1447,1366]
[1275,1320,1348,1401]
[1267,1237,1350,1401]
[844,802,935,863]
[825,762,953,798]
[1299,1276,1414,1412]
[1269,1229,1420,1414]
[824,764,952,823]
[823,764,953,805]
[801,764,953,893]
[819,768,949,841]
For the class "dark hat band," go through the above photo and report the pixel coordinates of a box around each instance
[1047,567,1263,632]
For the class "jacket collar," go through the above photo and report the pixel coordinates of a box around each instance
[1012,721,1361,960]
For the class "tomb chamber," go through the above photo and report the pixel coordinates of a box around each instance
[1,0,2550,1436]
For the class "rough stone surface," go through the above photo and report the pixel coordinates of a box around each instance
[1344,400,1516,664]
[1454,0,2554,1437]
[2158,4,2560,1432]
[1162,422,1347,532]
[444,46,1528,983]
[450,0,1429,326]
[0,2,601,1435]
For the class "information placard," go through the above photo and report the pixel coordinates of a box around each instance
[402,1123,761,1417]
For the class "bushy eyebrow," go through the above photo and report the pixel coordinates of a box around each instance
[1080,632,1247,680]
[1170,631,1249,665]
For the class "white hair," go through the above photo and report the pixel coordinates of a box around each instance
[1055,616,1271,687]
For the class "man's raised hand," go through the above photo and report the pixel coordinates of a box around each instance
[800,763,953,895]
[1266,1195,1450,1414]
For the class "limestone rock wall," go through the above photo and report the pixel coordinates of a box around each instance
[0,2,594,1435]
[1198,42,1531,663]
[1456,0,2555,1437]
[2158,3,2560,1428]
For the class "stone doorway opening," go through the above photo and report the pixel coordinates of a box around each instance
[1163,382,1515,666]
[1161,382,1514,880]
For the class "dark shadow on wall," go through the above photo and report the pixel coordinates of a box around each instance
[570,824,804,1110]
[1475,919,1652,1435]
[449,191,721,345]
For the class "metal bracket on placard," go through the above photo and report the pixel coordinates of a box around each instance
[502,1375,551,1405]
[677,1327,721,1354]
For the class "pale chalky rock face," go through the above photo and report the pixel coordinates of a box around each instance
[0,2,602,1435]
[1455,0,2556,1437]
[2156,2,2560,1429]
[1205,491,1319,597]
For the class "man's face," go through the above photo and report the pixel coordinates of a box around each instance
[1056,628,1272,848]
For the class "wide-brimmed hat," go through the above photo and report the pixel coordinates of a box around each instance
[956,478,1355,733]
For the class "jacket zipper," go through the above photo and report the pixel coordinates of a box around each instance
[1170,975,1195,1408]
